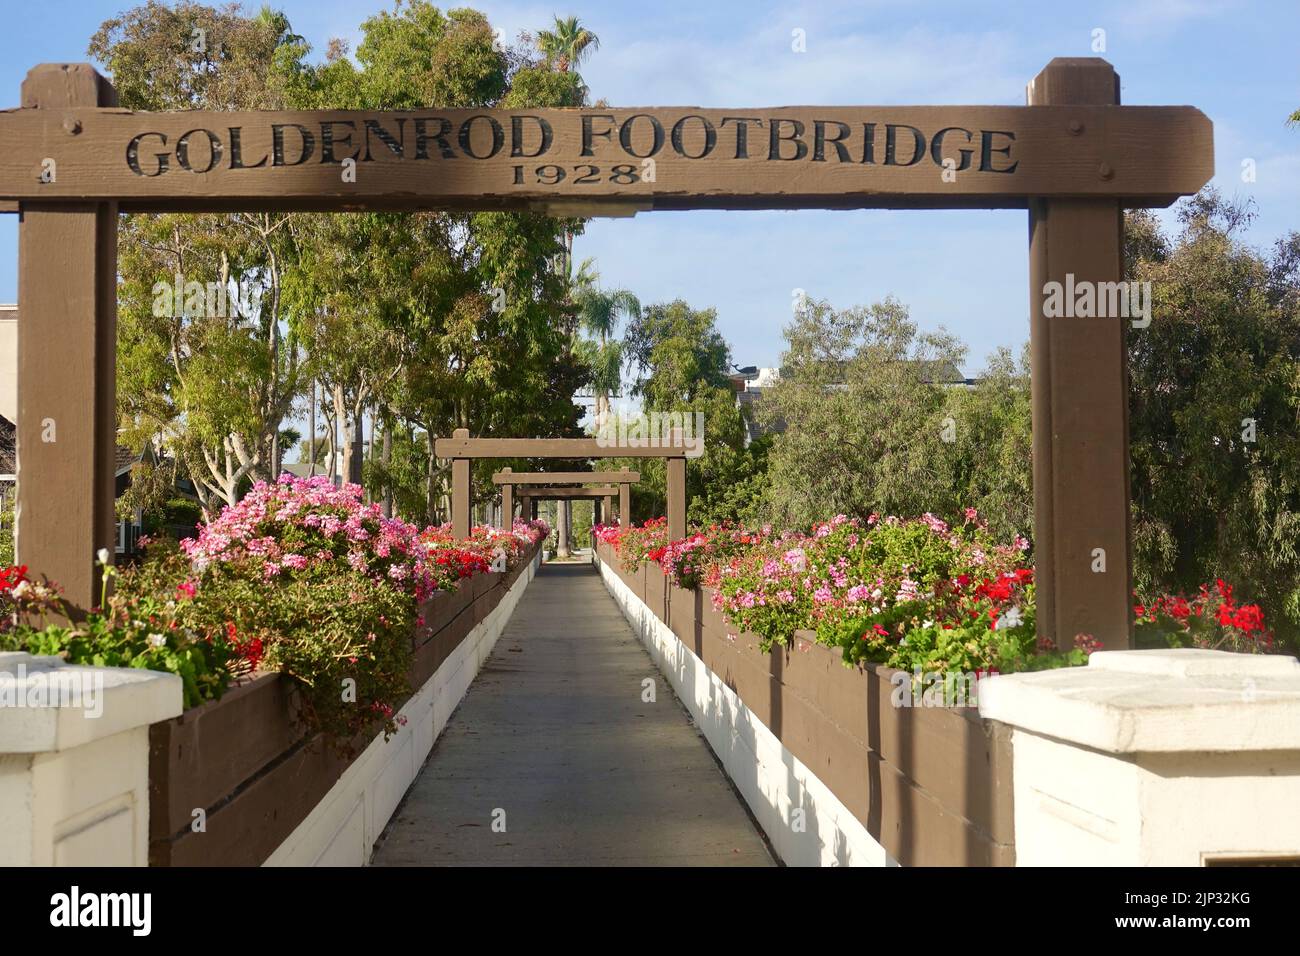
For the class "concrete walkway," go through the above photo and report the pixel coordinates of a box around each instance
[371,561,775,866]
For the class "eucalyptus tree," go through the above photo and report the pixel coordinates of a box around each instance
[284,3,590,523]
[95,3,310,516]
[98,1,600,529]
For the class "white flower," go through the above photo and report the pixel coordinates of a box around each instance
[996,606,1024,630]
[96,547,111,566]
[148,633,167,648]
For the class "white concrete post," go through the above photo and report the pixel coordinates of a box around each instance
[979,648,1300,866]
[0,652,182,865]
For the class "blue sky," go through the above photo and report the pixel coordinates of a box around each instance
[0,0,1296,374]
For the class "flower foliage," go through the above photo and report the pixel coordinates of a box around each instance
[1135,579,1272,653]
[3,478,547,750]
[710,511,1042,673]
[655,524,764,591]
[601,510,1276,678]
[0,551,254,709]
[182,475,438,601]
[597,518,669,574]
[418,518,549,590]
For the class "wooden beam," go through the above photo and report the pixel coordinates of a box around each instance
[499,481,513,530]
[435,436,697,459]
[1027,58,1133,651]
[451,452,470,540]
[667,457,687,542]
[491,470,640,484]
[16,64,118,614]
[0,92,1212,212]
[619,483,631,531]
[518,486,619,499]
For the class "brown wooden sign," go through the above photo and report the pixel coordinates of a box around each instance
[0,104,1211,212]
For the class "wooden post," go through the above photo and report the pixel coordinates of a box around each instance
[601,495,612,525]
[1027,58,1132,651]
[17,64,118,613]
[451,427,470,540]
[497,467,512,529]
[666,457,687,541]
[618,482,630,530]
[500,479,513,530]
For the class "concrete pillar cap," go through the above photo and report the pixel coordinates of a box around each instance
[0,652,183,753]
[978,648,1300,755]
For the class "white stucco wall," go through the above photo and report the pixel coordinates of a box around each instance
[980,648,1300,865]
[0,652,183,866]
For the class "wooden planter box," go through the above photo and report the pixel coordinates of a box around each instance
[148,540,540,867]
[643,557,1014,867]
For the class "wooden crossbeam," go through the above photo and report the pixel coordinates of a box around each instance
[491,470,640,484]
[0,101,1212,212]
[436,436,693,458]
[521,486,619,499]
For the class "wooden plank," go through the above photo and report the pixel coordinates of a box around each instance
[435,436,697,458]
[514,485,618,499]
[0,97,1212,211]
[148,672,302,842]
[685,588,1015,861]
[491,470,640,484]
[1027,58,1133,650]
[15,64,118,612]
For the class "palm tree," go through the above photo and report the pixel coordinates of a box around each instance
[536,16,600,73]
[579,283,639,426]
[255,5,305,48]
[573,260,640,428]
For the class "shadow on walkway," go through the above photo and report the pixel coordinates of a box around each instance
[371,561,775,866]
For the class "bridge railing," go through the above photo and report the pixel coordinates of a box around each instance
[594,539,1013,865]
[596,539,1300,867]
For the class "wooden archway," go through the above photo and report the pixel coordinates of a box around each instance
[493,468,640,531]
[0,58,1214,649]
[433,429,678,538]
